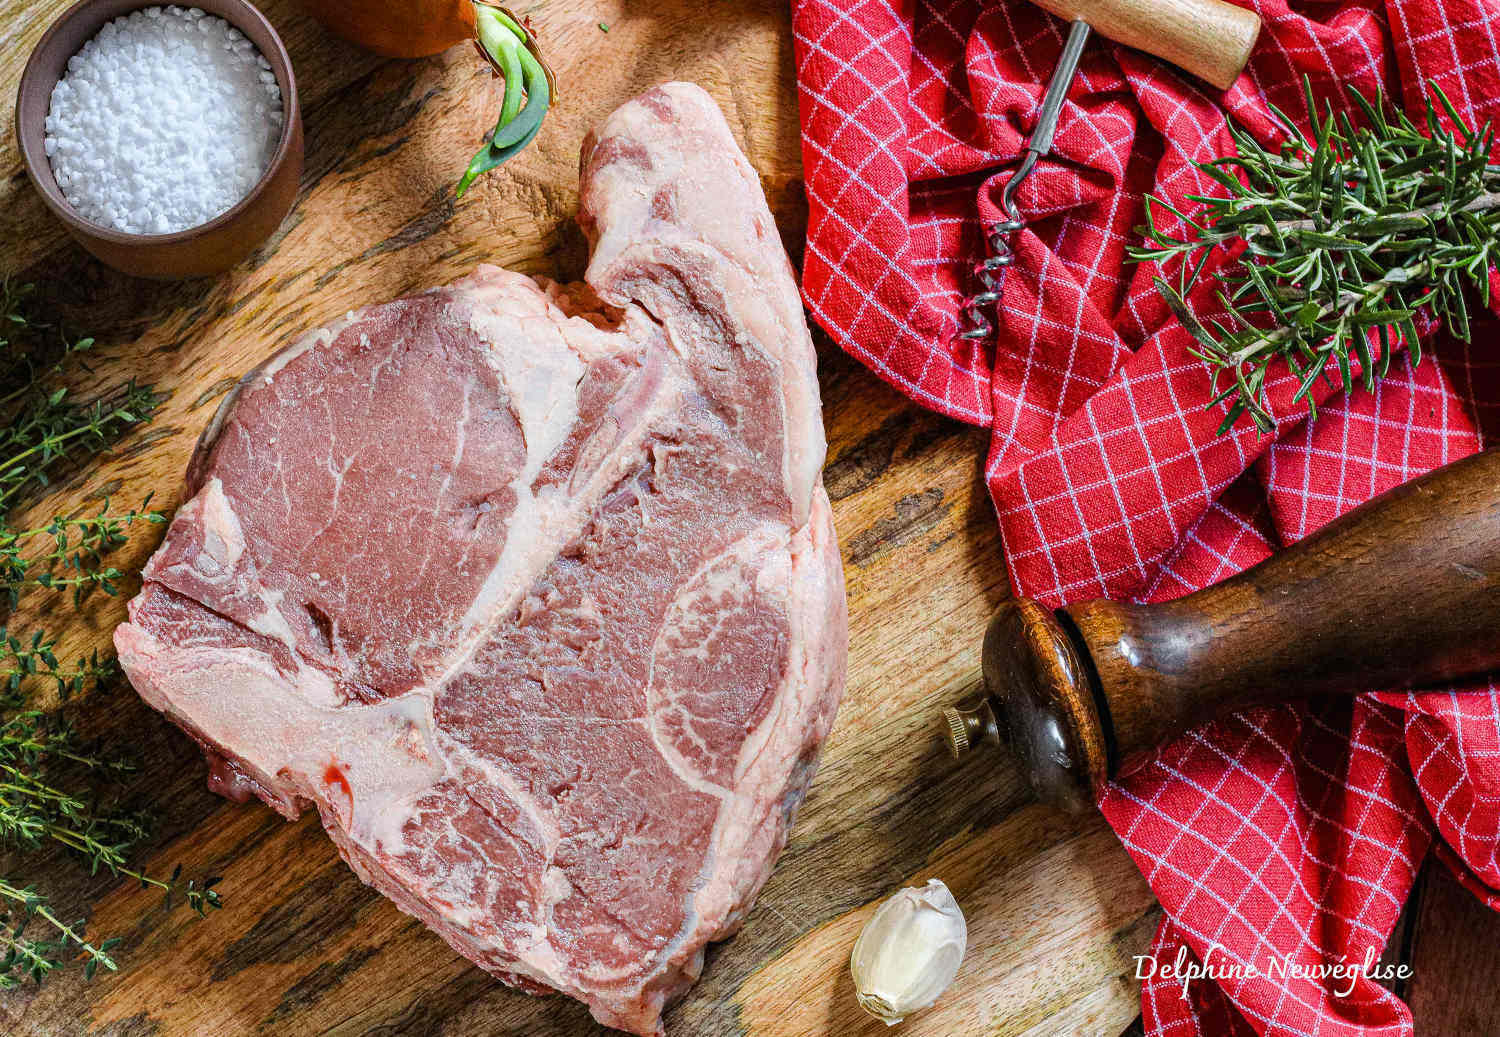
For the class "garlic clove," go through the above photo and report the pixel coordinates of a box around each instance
[850,878,967,1026]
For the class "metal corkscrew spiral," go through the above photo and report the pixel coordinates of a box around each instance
[960,19,1093,342]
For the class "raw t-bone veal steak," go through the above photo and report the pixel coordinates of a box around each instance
[114,82,847,1035]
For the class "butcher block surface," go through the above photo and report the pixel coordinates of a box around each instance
[0,1,1158,1034]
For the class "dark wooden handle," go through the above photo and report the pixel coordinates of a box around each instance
[962,449,1500,812]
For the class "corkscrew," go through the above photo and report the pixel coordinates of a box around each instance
[960,19,1090,342]
[959,0,1261,342]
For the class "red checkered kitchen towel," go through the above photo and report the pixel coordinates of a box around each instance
[793,0,1500,1034]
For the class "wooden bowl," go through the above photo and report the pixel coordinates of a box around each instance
[14,0,303,279]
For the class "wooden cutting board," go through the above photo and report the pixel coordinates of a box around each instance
[0,1,1158,1033]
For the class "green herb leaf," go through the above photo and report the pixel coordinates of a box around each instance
[1127,78,1500,432]
[457,5,554,198]
[0,280,216,990]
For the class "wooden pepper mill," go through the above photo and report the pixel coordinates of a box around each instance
[944,449,1500,813]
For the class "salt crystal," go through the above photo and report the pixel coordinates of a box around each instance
[45,7,284,235]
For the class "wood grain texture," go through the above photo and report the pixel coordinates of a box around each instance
[0,1,1156,1033]
[1030,0,1260,90]
[1405,864,1500,1036]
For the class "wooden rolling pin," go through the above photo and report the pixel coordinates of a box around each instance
[1034,0,1261,91]
[944,450,1500,813]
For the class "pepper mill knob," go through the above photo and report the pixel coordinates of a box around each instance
[941,699,1001,758]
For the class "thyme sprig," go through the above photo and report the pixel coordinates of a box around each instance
[0,880,121,987]
[0,384,160,512]
[0,707,223,987]
[1130,79,1500,433]
[0,629,117,701]
[0,281,100,415]
[0,280,219,988]
[0,498,166,609]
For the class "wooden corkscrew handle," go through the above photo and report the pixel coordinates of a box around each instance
[1031,0,1261,90]
[947,449,1500,813]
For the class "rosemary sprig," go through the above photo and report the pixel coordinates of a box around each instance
[0,280,218,988]
[1130,79,1500,433]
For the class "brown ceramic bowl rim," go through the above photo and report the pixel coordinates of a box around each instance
[15,0,300,246]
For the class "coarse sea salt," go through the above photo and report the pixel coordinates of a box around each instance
[44,6,284,236]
